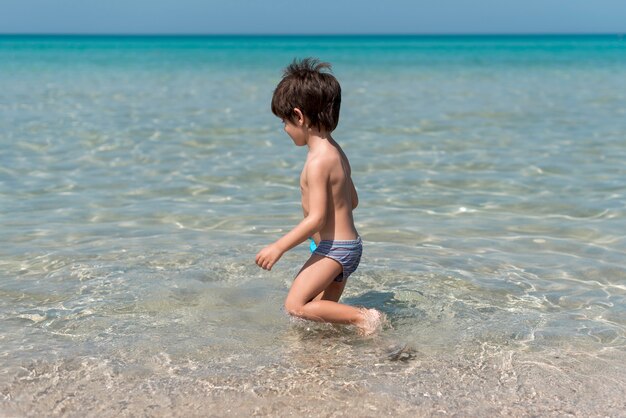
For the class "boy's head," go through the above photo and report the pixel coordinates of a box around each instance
[271,58,341,133]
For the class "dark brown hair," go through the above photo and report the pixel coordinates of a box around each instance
[271,58,341,132]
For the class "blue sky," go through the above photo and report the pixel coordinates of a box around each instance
[1,0,625,34]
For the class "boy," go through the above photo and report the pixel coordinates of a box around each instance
[255,58,383,335]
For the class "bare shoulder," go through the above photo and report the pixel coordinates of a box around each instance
[305,152,336,179]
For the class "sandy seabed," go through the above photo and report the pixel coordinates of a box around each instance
[2,339,625,417]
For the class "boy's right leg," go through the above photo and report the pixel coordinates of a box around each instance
[313,278,346,303]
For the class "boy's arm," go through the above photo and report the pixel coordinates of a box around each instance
[275,161,328,250]
[255,160,329,271]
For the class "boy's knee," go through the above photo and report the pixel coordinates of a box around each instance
[284,299,305,317]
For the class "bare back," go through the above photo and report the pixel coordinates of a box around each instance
[300,138,358,241]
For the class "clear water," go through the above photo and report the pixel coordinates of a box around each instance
[1,35,625,416]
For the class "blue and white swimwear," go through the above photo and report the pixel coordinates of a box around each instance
[309,236,362,282]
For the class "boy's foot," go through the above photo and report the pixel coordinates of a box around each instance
[356,308,384,336]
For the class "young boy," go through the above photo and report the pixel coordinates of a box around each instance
[255,58,383,335]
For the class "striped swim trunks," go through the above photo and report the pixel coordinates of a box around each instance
[312,236,362,282]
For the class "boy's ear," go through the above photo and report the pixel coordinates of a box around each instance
[293,108,305,126]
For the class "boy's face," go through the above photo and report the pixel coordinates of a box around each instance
[282,118,307,147]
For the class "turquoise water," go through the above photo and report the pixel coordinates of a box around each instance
[1,35,625,416]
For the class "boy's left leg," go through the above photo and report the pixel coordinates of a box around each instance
[285,254,363,325]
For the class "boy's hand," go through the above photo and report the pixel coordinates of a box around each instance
[255,243,284,271]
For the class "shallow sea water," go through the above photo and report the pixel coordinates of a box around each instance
[1,35,625,416]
